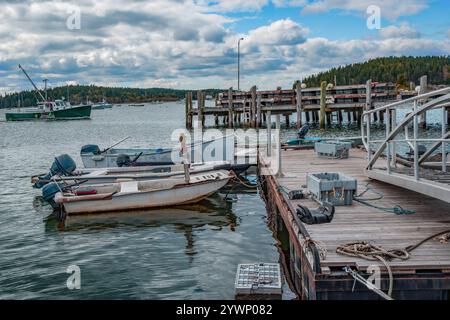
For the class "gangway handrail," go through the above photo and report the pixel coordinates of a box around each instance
[364,87,450,115]
[364,94,450,170]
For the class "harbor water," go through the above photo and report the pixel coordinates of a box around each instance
[0,102,445,299]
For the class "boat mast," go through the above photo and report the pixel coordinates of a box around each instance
[18,64,46,102]
[43,79,48,101]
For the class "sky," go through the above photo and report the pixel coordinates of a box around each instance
[0,0,449,94]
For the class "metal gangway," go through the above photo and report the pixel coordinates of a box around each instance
[361,87,450,203]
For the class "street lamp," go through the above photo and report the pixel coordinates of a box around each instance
[238,37,244,91]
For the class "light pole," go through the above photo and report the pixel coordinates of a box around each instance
[238,37,244,91]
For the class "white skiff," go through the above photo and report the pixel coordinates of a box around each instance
[54,170,231,214]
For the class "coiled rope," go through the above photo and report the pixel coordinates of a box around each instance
[337,229,450,298]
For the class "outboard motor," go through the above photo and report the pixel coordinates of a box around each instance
[80,144,101,155]
[42,182,64,209]
[296,202,335,225]
[33,154,77,189]
[297,124,310,140]
[406,145,427,157]
[116,154,131,167]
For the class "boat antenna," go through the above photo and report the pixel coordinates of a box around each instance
[18,64,46,102]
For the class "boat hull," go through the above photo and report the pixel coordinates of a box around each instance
[59,177,229,214]
[80,135,235,168]
[5,105,92,121]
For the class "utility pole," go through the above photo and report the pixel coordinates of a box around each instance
[238,38,244,91]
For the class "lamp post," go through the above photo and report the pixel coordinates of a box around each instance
[238,37,244,91]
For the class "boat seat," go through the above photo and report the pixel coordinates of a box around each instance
[120,181,139,193]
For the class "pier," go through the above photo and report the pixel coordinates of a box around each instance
[258,147,450,299]
[185,81,421,129]
[256,87,450,299]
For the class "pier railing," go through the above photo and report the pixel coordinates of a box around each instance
[361,87,450,203]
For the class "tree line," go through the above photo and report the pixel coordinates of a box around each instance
[0,85,224,109]
[295,56,450,88]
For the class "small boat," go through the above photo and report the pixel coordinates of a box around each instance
[92,98,113,110]
[5,65,92,121]
[129,104,145,107]
[284,124,322,146]
[52,170,231,214]
[80,135,235,168]
[32,156,233,188]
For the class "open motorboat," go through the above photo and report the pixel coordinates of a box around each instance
[49,170,231,215]
[32,154,233,188]
[80,135,236,168]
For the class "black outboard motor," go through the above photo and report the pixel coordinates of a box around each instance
[297,124,309,139]
[33,154,77,189]
[296,202,335,225]
[406,145,427,157]
[80,144,101,155]
[42,182,64,209]
[116,154,131,167]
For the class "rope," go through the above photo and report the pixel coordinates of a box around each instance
[304,237,328,260]
[353,183,415,215]
[337,229,450,298]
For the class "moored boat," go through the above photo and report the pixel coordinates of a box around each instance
[52,170,231,214]
[80,135,235,168]
[5,65,92,121]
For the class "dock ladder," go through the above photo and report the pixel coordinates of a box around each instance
[361,87,450,203]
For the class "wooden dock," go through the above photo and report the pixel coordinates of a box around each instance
[258,147,450,299]
[185,81,421,129]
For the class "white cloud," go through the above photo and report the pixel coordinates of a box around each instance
[379,23,421,39]
[0,0,446,93]
[301,0,428,19]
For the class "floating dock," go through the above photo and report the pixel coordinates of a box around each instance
[258,147,450,299]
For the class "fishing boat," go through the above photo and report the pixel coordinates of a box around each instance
[5,65,92,121]
[52,170,231,214]
[80,135,235,168]
[92,98,113,110]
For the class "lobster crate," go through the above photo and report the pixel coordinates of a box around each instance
[314,140,352,159]
[235,263,282,298]
[307,172,357,206]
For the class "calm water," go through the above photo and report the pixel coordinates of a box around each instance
[0,102,445,299]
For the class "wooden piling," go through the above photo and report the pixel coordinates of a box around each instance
[197,90,204,128]
[256,93,262,127]
[295,82,302,128]
[319,81,327,129]
[285,114,290,128]
[251,86,257,128]
[228,87,233,128]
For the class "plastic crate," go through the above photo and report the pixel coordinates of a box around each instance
[307,172,357,206]
[314,140,352,159]
[235,263,282,296]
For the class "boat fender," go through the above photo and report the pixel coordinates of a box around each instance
[116,154,131,167]
[296,202,335,224]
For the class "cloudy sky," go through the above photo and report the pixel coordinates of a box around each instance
[0,0,449,93]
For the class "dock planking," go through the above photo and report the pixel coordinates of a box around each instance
[258,147,450,299]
